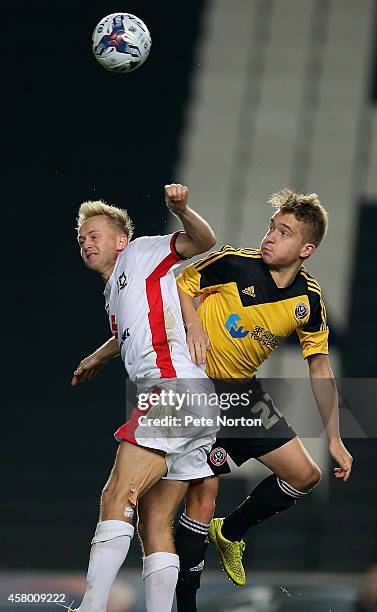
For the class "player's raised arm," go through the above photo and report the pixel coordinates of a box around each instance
[165,184,216,258]
[307,353,353,481]
[71,336,120,386]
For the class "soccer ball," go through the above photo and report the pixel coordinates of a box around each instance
[92,13,152,73]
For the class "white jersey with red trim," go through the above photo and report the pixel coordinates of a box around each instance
[104,232,207,383]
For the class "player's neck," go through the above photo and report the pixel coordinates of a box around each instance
[101,262,116,283]
[268,261,302,288]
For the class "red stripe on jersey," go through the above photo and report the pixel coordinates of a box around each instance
[111,314,118,338]
[145,238,182,378]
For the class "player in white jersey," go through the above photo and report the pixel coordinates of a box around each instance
[70,184,218,612]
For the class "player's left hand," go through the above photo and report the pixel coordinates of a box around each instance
[329,438,353,481]
[71,354,106,386]
[186,321,211,365]
[165,183,189,215]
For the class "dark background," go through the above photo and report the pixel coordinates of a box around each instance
[3,0,377,576]
[4,0,207,569]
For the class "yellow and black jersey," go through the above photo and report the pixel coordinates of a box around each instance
[176,246,328,379]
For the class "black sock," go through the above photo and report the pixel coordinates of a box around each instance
[221,474,308,542]
[175,513,210,612]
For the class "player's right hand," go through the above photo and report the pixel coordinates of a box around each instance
[164,183,189,215]
[186,322,211,366]
[71,354,106,386]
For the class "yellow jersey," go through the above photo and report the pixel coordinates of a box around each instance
[176,246,328,379]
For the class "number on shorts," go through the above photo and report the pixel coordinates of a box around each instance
[250,393,283,430]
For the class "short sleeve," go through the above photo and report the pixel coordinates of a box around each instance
[132,232,186,277]
[296,290,329,358]
[176,245,235,297]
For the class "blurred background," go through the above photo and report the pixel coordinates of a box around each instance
[3,0,377,610]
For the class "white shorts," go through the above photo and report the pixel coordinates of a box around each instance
[114,378,220,480]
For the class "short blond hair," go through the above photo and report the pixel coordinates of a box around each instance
[77,199,134,240]
[269,188,328,246]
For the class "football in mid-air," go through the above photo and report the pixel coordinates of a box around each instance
[92,13,152,73]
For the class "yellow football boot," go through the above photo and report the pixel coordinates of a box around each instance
[208,518,246,586]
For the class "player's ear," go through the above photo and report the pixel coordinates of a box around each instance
[117,233,128,252]
[300,242,316,259]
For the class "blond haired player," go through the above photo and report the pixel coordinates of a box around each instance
[69,185,218,612]
[170,189,353,612]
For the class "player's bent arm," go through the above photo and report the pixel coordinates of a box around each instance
[165,184,216,258]
[91,335,120,361]
[71,336,120,386]
[178,287,211,365]
[174,208,217,258]
[308,353,353,481]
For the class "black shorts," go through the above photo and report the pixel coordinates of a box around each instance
[207,378,296,476]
